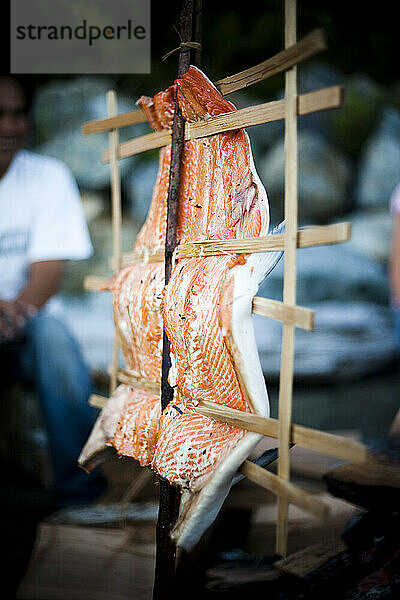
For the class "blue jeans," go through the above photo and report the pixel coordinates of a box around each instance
[5,312,106,506]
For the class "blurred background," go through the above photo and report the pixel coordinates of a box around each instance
[7,0,400,470]
[2,1,400,596]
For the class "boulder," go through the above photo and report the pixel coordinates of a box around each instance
[260,130,352,223]
[259,242,389,305]
[59,291,115,373]
[346,209,393,264]
[123,158,159,225]
[254,301,399,382]
[329,73,384,159]
[356,107,400,209]
[32,77,143,189]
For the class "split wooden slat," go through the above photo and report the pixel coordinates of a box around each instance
[215,28,326,95]
[115,223,351,268]
[102,86,343,161]
[116,368,161,394]
[82,108,147,135]
[88,392,367,465]
[82,28,326,136]
[88,394,108,409]
[277,0,298,557]
[252,297,314,330]
[173,222,351,260]
[190,400,367,464]
[106,91,122,395]
[241,461,329,521]
[83,274,110,292]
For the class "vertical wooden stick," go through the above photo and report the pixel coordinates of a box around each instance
[106,90,122,395]
[153,1,197,598]
[276,0,298,558]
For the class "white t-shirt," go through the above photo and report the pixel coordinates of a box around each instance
[0,150,92,306]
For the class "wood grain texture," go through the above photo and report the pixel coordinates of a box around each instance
[277,0,298,557]
[252,297,314,330]
[102,86,343,161]
[215,28,326,95]
[107,91,122,396]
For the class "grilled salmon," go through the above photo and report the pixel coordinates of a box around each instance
[79,66,282,550]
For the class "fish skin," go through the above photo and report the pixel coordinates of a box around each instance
[78,384,141,471]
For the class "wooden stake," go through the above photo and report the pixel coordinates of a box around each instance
[277,0,298,558]
[153,2,197,598]
[106,90,122,396]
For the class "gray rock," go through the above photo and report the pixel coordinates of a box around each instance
[259,242,389,305]
[329,73,384,158]
[346,209,393,264]
[356,107,400,208]
[123,158,159,224]
[255,301,398,382]
[260,130,352,223]
[32,77,142,189]
[59,291,115,372]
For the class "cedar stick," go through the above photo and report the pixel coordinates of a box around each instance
[277,0,298,558]
[88,393,367,466]
[215,28,326,95]
[190,400,367,465]
[117,222,351,267]
[102,85,343,161]
[241,460,329,521]
[106,91,122,395]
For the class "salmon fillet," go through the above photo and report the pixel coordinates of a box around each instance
[80,66,281,550]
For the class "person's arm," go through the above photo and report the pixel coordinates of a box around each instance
[390,213,400,308]
[17,260,65,308]
[0,260,65,340]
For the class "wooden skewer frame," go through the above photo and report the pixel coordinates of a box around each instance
[102,85,343,162]
[81,8,352,559]
[82,28,326,136]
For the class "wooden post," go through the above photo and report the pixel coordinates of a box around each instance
[106,91,122,395]
[153,1,198,598]
[276,0,298,557]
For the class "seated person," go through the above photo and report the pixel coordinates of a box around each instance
[0,74,106,506]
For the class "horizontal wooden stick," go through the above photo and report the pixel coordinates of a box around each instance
[120,223,351,267]
[191,400,367,464]
[116,368,161,394]
[82,108,148,135]
[121,246,165,267]
[83,29,326,136]
[89,389,367,465]
[175,222,351,259]
[89,394,108,409]
[252,297,314,330]
[241,460,329,521]
[215,28,326,96]
[83,274,111,292]
[87,396,327,519]
[103,85,343,161]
